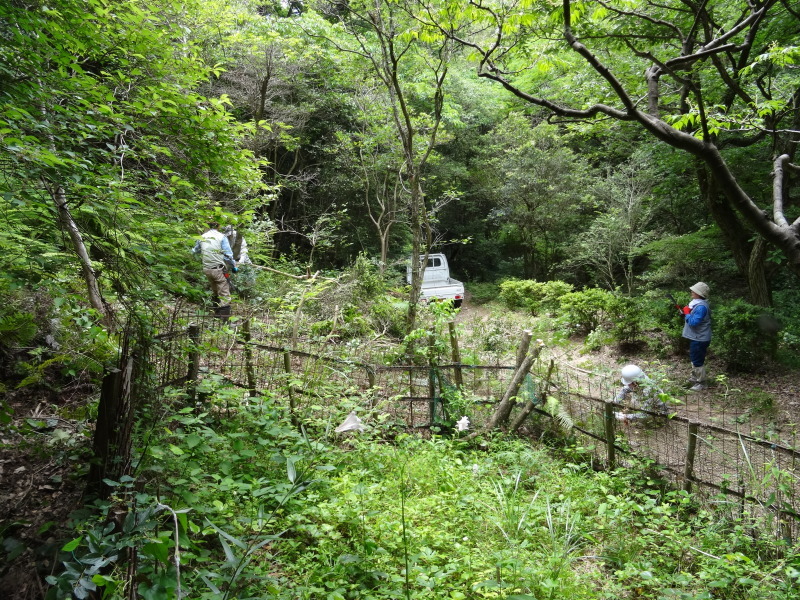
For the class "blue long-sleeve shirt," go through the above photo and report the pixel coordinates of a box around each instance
[685,303,708,327]
[682,299,711,341]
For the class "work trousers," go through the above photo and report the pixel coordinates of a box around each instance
[689,339,711,367]
[203,265,231,306]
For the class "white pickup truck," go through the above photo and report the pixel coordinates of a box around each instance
[407,253,464,308]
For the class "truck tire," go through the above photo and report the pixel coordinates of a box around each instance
[453,299,463,308]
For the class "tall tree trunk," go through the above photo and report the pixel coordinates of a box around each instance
[406,176,426,335]
[747,237,771,307]
[696,163,771,306]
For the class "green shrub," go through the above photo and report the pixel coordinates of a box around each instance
[499,279,574,314]
[773,288,800,365]
[369,298,407,339]
[538,280,575,312]
[713,299,778,371]
[558,288,612,334]
[310,304,375,340]
[605,294,645,345]
[351,253,385,300]
[0,310,37,350]
[498,278,537,310]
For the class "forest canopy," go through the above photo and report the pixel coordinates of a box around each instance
[1,0,798,317]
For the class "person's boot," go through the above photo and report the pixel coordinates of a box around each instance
[687,365,699,388]
[690,366,706,391]
[215,304,231,322]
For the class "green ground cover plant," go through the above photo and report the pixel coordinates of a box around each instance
[45,377,800,599]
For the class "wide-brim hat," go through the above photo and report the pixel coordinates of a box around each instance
[690,282,710,298]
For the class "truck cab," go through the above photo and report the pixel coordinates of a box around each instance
[406,253,464,308]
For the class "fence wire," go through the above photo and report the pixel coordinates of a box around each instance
[143,311,800,539]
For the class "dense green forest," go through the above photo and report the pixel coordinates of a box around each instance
[2,0,800,598]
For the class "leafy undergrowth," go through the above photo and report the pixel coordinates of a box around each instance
[33,381,800,600]
[3,297,800,600]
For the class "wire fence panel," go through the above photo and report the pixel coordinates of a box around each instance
[142,311,800,537]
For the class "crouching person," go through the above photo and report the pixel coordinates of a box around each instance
[613,364,671,424]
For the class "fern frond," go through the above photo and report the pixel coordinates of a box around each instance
[544,395,574,431]
[0,312,37,347]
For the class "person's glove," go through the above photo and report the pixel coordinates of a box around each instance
[682,305,691,315]
[232,267,239,273]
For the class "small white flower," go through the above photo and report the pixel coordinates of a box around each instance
[456,416,470,432]
[472,463,479,475]
[335,411,365,433]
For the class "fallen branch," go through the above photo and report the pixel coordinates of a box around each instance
[509,358,555,434]
[464,345,542,440]
[248,263,337,281]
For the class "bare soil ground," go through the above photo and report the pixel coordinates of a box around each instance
[0,380,96,600]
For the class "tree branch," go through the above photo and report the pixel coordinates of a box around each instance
[773,154,791,228]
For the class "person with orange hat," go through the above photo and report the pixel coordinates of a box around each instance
[681,282,712,391]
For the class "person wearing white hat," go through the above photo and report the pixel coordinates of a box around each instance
[614,364,670,423]
[681,282,712,391]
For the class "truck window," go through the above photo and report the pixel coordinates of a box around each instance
[428,257,441,268]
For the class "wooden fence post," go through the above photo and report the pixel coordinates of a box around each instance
[683,422,699,493]
[516,330,533,369]
[186,324,200,401]
[448,321,463,389]
[604,402,616,470]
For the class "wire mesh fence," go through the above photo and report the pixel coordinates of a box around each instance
[529,358,800,540]
[142,310,800,539]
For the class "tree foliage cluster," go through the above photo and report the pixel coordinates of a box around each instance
[3,0,799,347]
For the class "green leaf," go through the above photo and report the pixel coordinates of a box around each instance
[61,537,82,552]
[169,444,184,455]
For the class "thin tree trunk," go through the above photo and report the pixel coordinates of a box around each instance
[696,163,772,306]
[49,183,109,319]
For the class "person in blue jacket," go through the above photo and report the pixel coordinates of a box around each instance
[681,282,712,391]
